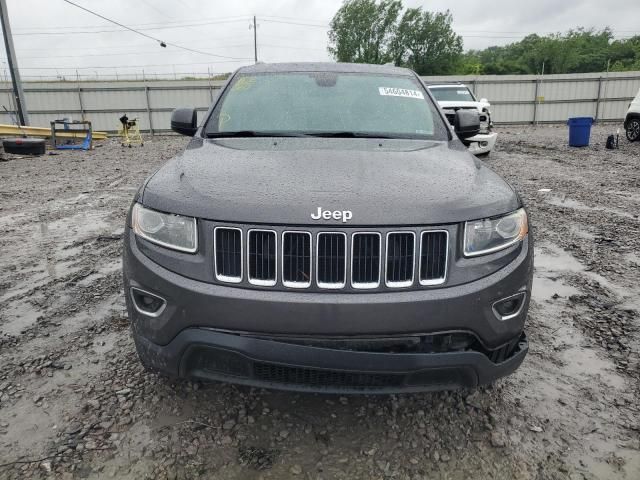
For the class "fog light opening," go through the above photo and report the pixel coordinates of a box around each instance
[480,141,488,147]
[130,287,166,317]
[492,292,526,320]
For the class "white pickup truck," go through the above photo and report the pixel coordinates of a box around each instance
[427,83,497,156]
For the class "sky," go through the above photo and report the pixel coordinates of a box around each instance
[1,0,639,80]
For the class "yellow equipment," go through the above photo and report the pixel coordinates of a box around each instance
[118,114,143,147]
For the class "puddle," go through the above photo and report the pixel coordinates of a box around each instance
[532,275,579,301]
[532,243,581,301]
[549,321,626,390]
[535,242,634,305]
[534,243,584,272]
[545,195,636,220]
[531,244,627,392]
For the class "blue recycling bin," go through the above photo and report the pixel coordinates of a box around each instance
[567,117,593,147]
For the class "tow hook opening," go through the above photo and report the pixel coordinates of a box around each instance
[130,287,167,317]
[492,292,526,320]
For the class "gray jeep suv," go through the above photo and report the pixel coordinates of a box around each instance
[123,62,533,393]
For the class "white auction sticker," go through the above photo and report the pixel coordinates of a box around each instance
[378,87,424,99]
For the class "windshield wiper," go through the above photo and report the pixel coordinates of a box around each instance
[206,130,412,139]
[302,131,398,139]
[206,130,307,138]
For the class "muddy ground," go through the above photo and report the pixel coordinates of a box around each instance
[0,125,639,479]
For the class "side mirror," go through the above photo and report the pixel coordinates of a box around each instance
[171,108,197,136]
[454,110,481,140]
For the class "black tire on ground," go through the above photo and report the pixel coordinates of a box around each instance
[626,118,640,142]
[3,137,46,155]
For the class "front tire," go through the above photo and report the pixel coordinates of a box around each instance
[626,118,640,142]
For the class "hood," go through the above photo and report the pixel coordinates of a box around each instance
[142,137,519,226]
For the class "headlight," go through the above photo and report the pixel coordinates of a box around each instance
[464,208,528,257]
[131,203,197,253]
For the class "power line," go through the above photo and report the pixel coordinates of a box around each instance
[14,18,251,36]
[60,0,252,60]
[16,71,226,80]
[13,35,253,52]
[5,43,256,61]
[12,14,252,32]
[14,60,246,70]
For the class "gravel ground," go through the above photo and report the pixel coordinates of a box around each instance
[0,125,639,479]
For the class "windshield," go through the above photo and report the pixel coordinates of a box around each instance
[204,72,449,140]
[429,87,475,102]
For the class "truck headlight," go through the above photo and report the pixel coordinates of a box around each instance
[132,203,197,253]
[464,208,528,257]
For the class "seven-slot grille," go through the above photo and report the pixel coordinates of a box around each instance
[214,227,448,289]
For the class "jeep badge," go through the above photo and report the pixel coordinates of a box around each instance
[311,207,353,223]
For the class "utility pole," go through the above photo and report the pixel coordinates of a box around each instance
[0,0,29,125]
[253,15,258,63]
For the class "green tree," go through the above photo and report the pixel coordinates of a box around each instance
[390,9,462,75]
[327,0,463,73]
[328,0,402,64]
[328,1,640,76]
[460,28,639,75]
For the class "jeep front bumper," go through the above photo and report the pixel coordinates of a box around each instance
[123,227,532,393]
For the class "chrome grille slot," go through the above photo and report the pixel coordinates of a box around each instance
[248,230,277,286]
[420,230,448,285]
[385,232,415,287]
[351,233,381,289]
[214,227,242,282]
[282,231,312,288]
[316,232,347,289]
